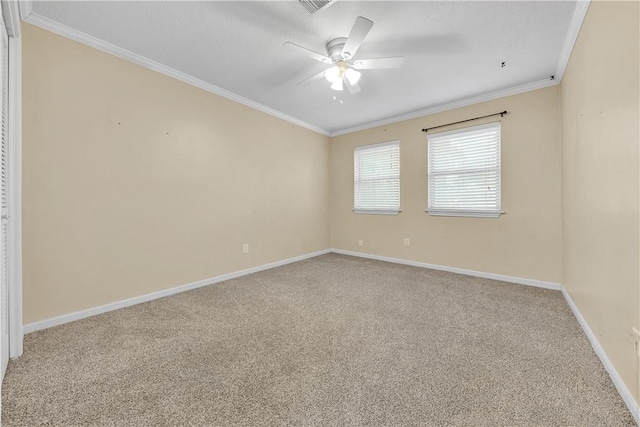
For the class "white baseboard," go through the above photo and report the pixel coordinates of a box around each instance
[25,248,558,335]
[21,247,638,422]
[330,248,561,290]
[24,249,331,334]
[331,249,638,422]
[561,287,640,425]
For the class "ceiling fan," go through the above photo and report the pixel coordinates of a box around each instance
[283,16,405,94]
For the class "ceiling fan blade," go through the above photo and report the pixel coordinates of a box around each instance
[297,69,327,86]
[283,42,332,64]
[341,16,373,60]
[352,57,405,70]
[343,76,361,95]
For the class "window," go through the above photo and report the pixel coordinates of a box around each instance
[427,122,501,217]
[354,140,400,215]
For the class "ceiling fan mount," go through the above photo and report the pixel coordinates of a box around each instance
[283,16,405,94]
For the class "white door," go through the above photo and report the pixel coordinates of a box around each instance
[0,9,9,380]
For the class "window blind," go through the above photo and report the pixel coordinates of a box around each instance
[354,140,400,214]
[427,122,501,217]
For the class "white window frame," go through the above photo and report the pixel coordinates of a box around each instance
[353,140,400,215]
[427,122,501,218]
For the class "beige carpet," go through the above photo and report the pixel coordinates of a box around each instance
[2,253,635,426]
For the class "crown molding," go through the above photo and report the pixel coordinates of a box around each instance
[22,12,332,137]
[554,0,591,82]
[330,78,558,137]
[17,0,32,21]
[330,0,589,136]
[21,0,590,139]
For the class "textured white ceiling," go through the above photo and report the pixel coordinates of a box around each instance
[31,1,578,134]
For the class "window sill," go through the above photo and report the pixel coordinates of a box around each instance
[353,209,401,216]
[425,210,504,218]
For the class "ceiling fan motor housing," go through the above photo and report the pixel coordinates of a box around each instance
[326,37,348,61]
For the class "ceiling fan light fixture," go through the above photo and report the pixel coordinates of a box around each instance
[330,78,344,91]
[285,17,405,94]
[345,68,361,85]
[325,65,340,83]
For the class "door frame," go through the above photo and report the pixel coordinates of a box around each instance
[2,0,23,359]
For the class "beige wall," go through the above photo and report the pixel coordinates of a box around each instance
[22,24,330,324]
[560,1,640,403]
[330,87,563,284]
[21,3,640,409]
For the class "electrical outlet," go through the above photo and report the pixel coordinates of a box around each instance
[358,240,363,247]
[242,244,249,254]
[404,238,410,247]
